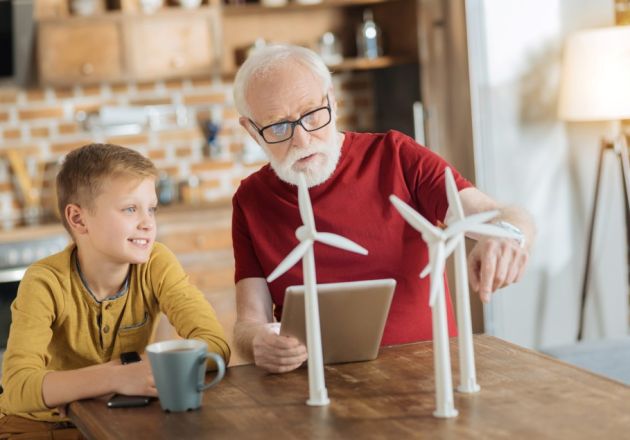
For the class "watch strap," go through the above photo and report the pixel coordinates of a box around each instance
[494,220,525,248]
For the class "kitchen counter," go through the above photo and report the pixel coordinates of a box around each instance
[0,222,66,242]
[0,200,233,243]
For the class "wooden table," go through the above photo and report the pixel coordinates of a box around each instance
[69,335,630,439]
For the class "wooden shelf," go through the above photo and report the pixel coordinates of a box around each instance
[328,55,416,71]
[222,0,394,15]
[221,54,416,78]
[37,6,218,23]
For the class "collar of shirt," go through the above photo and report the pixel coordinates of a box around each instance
[73,249,130,304]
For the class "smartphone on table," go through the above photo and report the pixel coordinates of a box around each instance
[106,351,152,409]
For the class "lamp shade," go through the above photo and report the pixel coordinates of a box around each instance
[558,25,630,121]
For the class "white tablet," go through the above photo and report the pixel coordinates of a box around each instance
[279,279,396,364]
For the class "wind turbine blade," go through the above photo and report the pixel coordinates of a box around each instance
[466,223,522,239]
[420,244,435,279]
[420,263,430,278]
[445,167,465,221]
[429,243,446,308]
[266,240,312,282]
[444,235,463,258]
[297,173,316,233]
[389,195,440,239]
[443,210,500,237]
[315,232,368,255]
[420,236,461,280]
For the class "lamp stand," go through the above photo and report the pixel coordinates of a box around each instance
[577,134,630,341]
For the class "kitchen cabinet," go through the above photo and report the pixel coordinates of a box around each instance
[38,19,124,84]
[35,0,418,85]
[37,7,221,86]
[127,11,220,81]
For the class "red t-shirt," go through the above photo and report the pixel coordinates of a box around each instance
[232,130,473,345]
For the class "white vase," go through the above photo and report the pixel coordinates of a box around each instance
[178,0,202,9]
[140,0,163,14]
[71,0,97,16]
[261,0,287,6]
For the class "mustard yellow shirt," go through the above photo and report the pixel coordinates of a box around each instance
[0,242,230,422]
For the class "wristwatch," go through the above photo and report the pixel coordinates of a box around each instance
[494,221,526,249]
[120,351,141,365]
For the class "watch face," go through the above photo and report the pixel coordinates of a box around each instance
[121,351,141,364]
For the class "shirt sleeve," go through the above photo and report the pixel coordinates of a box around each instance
[232,193,265,282]
[396,132,473,223]
[0,266,60,413]
[148,243,231,366]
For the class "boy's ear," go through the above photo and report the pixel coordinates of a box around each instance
[65,204,88,235]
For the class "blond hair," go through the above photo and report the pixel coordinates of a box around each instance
[56,143,158,233]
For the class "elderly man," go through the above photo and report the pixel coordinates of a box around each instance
[231,44,535,373]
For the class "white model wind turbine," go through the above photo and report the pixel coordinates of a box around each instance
[389,167,519,418]
[428,168,521,394]
[267,172,368,406]
[445,167,487,393]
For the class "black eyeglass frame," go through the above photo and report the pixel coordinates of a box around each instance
[248,95,332,144]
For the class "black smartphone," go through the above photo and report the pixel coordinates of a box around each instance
[107,394,151,408]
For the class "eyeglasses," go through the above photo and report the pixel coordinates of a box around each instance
[249,96,332,144]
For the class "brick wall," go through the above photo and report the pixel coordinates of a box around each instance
[0,71,375,229]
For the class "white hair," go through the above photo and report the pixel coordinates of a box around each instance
[233,44,333,119]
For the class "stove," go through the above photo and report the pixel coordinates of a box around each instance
[0,233,70,354]
[0,234,69,280]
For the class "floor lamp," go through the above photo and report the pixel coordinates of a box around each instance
[558,25,630,341]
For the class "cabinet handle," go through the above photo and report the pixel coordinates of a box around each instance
[80,63,94,76]
[170,56,184,69]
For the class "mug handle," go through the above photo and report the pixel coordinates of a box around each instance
[197,352,226,392]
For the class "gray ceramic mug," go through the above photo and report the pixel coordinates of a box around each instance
[146,339,225,412]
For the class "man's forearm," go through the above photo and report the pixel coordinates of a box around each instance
[495,205,536,251]
[233,320,267,362]
[456,188,536,250]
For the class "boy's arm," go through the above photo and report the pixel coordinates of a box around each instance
[41,358,156,409]
[150,243,231,364]
[1,268,156,413]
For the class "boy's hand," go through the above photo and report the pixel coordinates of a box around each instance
[252,324,307,373]
[115,359,158,397]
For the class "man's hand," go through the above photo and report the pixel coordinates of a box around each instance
[252,324,307,373]
[467,236,529,303]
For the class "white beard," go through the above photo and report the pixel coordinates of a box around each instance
[264,131,342,188]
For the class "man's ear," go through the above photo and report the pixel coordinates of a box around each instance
[328,87,338,114]
[65,204,88,235]
[239,117,261,143]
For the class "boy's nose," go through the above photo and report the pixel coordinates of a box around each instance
[138,215,155,230]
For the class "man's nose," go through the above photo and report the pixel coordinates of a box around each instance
[290,123,311,148]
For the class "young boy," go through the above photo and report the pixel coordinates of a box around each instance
[0,143,230,437]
